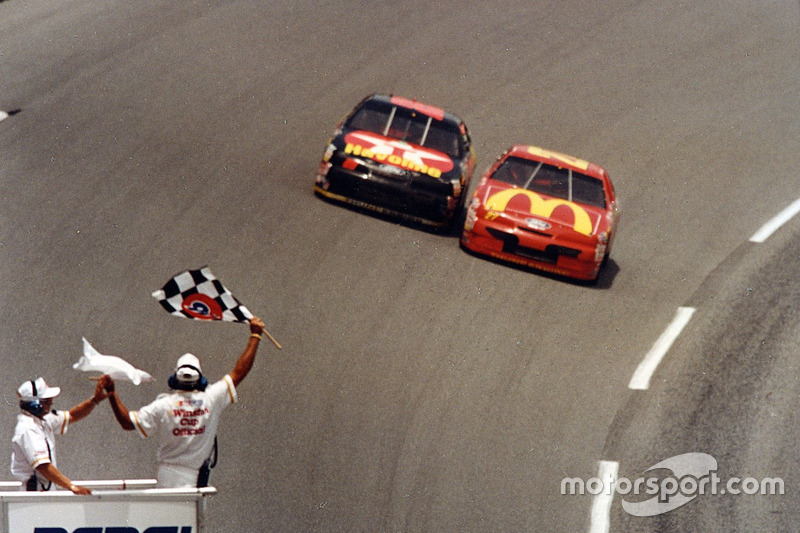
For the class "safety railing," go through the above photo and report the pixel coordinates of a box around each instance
[0,479,215,533]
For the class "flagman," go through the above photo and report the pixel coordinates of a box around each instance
[99,316,267,488]
[11,377,109,493]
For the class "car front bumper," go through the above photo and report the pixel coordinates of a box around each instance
[315,163,457,227]
[461,221,603,281]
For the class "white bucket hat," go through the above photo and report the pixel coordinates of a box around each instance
[17,377,61,402]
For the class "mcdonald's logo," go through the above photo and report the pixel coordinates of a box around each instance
[485,189,593,236]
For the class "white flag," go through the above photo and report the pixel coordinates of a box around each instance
[74,338,154,385]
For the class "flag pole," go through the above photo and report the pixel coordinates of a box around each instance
[262,328,282,350]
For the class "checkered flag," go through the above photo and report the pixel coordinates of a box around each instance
[152,266,254,323]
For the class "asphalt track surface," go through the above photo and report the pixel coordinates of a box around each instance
[1,1,798,531]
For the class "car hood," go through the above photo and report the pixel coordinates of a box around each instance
[479,183,607,238]
[336,130,458,180]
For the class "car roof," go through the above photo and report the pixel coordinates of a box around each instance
[361,94,465,128]
[504,145,608,181]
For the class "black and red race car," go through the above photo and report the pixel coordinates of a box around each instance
[461,145,620,281]
[314,94,476,227]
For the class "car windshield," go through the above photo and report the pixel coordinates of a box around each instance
[492,156,606,208]
[346,102,462,158]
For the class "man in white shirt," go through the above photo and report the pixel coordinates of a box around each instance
[11,377,108,493]
[100,316,266,488]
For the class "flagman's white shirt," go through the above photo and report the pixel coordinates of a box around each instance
[11,410,70,489]
[129,374,237,487]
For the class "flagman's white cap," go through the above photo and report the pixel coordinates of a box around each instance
[17,377,61,402]
[175,353,202,382]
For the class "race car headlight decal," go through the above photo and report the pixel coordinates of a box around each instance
[595,242,607,262]
[464,197,479,231]
[451,176,463,196]
[317,161,332,178]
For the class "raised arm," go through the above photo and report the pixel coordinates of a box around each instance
[67,377,109,423]
[98,375,135,431]
[229,316,266,387]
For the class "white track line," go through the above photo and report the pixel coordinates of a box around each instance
[589,460,619,533]
[750,197,800,243]
[628,307,696,390]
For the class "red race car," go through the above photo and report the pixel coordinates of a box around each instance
[315,94,475,227]
[461,145,619,281]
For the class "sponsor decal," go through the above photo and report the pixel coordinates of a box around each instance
[180,294,222,321]
[343,131,453,179]
[527,146,590,171]
[485,189,593,236]
[33,526,194,533]
[388,96,445,120]
[525,218,551,231]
